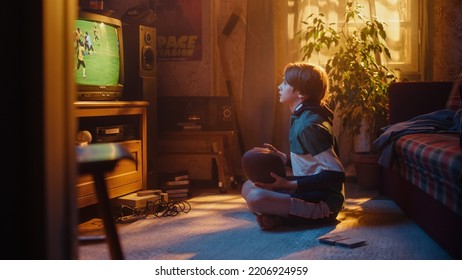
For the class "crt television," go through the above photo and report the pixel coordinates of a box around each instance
[74,11,124,101]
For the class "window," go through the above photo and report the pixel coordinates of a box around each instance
[298,0,423,80]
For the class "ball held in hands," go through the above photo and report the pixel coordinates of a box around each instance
[241,148,286,183]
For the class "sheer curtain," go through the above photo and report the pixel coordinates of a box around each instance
[239,0,302,155]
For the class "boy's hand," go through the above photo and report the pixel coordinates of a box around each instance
[262,143,287,164]
[256,172,296,191]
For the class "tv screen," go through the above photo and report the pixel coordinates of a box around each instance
[74,12,124,101]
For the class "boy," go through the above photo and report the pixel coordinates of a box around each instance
[241,62,345,230]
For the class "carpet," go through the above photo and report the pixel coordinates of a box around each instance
[78,188,451,260]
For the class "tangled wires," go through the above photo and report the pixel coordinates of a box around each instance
[114,198,191,223]
[145,199,191,217]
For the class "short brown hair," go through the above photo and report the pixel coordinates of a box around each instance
[283,62,329,103]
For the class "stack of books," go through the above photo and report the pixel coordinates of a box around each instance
[158,170,191,200]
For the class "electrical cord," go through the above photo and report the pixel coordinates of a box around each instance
[114,198,191,223]
[145,199,191,217]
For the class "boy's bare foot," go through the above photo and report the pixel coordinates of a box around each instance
[256,214,282,230]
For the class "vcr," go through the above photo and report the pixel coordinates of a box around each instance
[94,124,136,143]
[78,115,139,143]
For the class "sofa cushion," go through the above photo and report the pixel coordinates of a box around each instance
[446,72,462,110]
[394,133,462,215]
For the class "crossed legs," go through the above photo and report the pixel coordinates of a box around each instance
[241,179,333,230]
[241,180,291,230]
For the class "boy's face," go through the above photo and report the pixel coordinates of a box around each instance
[278,78,300,105]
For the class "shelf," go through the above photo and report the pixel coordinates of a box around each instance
[158,130,236,193]
[75,101,148,208]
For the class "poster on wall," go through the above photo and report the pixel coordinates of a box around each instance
[154,0,202,61]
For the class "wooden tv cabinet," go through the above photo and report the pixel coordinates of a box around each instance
[74,101,148,208]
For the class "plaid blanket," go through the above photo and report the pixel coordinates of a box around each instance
[374,109,461,168]
[393,133,462,216]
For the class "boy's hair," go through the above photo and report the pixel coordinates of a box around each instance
[283,62,329,103]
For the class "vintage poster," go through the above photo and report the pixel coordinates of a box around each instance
[155,0,202,61]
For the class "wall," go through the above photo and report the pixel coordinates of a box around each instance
[101,0,462,88]
[94,0,462,176]
[98,0,218,96]
[432,0,462,80]
[94,0,247,181]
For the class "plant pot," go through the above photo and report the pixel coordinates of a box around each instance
[350,152,381,190]
[353,118,372,153]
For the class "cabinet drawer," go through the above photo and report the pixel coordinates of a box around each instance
[76,140,143,208]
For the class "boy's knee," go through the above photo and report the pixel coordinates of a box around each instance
[241,179,255,197]
[245,190,268,213]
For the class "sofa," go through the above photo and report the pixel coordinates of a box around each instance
[374,75,462,259]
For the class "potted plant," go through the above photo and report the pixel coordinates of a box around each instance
[297,0,396,189]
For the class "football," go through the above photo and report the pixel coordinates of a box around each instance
[241,148,286,183]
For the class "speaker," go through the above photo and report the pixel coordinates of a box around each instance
[157,96,234,131]
[139,26,156,79]
[206,96,234,130]
[122,24,156,100]
[122,23,158,189]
